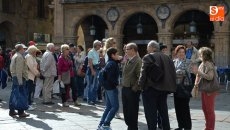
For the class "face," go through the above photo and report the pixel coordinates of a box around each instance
[161,48,167,54]
[111,52,119,60]
[112,42,117,48]
[63,48,69,56]
[177,48,185,60]
[95,43,101,50]
[77,47,81,53]
[125,46,134,58]
[186,42,192,48]
[147,45,154,53]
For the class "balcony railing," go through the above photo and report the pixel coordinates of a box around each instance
[60,0,111,3]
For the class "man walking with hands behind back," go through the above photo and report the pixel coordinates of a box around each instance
[121,43,142,130]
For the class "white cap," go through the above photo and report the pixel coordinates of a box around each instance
[21,44,27,49]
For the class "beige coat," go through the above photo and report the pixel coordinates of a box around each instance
[10,52,28,85]
[25,54,40,81]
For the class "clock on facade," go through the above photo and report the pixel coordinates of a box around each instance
[156,5,171,20]
[107,7,119,22]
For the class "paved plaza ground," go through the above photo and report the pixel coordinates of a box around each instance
[0,82,230,130]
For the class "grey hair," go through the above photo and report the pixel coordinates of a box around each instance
[46,43,55,50]
[93,40,101,48]
[148,40,160,52]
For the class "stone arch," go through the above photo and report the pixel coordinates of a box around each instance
[116,9,159,35]
[69,13,110,37]
[167,5,214,32]
[0,21,16,48]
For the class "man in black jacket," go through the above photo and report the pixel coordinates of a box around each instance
[139,40,177,130]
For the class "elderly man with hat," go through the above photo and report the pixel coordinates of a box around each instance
[9,43,29,118]
[86,40,101,105]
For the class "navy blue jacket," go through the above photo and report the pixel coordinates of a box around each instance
[104,59,119,90]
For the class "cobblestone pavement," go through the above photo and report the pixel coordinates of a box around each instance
[0,82,230,130]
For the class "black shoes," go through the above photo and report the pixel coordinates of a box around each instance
[9,111,18,118]
[19,113,30,118]
[42,102,55,105]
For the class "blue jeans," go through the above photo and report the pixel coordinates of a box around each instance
[99,88,119,126]
[86,68,99,103]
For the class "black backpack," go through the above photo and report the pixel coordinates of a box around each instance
[146,54,164,82]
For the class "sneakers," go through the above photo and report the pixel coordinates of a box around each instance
[102,125,112,130]
[62,102,69,107]
[115,113,122,119]
[28,105,36,111]
[98,100,103,103]
[74,101,81,106]
[88,101,95,105]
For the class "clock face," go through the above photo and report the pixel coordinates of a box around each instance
[156,5,170,20]
[107,8,119,22]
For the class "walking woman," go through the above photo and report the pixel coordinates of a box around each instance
[173,45,193,130]
[58,44,72,107]
[191,47,218,130]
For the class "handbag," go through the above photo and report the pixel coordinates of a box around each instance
[61,70,70,84]
[77,65,85,77]
[175,70,193,98]
[198,64,220,93]
[9,84,29,110]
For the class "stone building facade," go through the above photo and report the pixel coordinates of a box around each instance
[0,0,54,50]
[54,0,229,66]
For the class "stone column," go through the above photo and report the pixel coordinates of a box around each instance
[53,0,64,43]
[0,0,2,11]
[212,31,230,67]
[157,32,174,55]
[110,34,124,55]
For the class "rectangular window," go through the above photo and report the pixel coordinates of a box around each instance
[37,0,45,18]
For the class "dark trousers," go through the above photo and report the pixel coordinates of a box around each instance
[122,87,140,130]
[174,96,191,129]
[61,84,70,103]
[27,79,35,105]
[142,87,170,130]
[71,77,78,102]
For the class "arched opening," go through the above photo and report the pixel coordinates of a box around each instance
[75,15,108,50]
[123,12,158,57]
[173,10,214,48]
[0,21,15,50]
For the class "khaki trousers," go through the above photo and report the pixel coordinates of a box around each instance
[43,76,54,102]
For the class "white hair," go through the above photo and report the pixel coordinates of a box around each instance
[46,43,54,50]
[148,40,160,52]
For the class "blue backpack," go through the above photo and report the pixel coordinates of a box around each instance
[98,68,107,86]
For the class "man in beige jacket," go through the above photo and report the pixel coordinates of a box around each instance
[9,44,29,118]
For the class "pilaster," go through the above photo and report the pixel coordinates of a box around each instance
[157,32,174,55]
[212,31,230,66]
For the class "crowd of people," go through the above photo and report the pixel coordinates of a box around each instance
[0,38,219,130]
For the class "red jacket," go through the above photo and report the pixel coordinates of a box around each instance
[0,55,4,70]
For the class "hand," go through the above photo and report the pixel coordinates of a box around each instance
[191,65,198,74]
[91,70,96,76]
